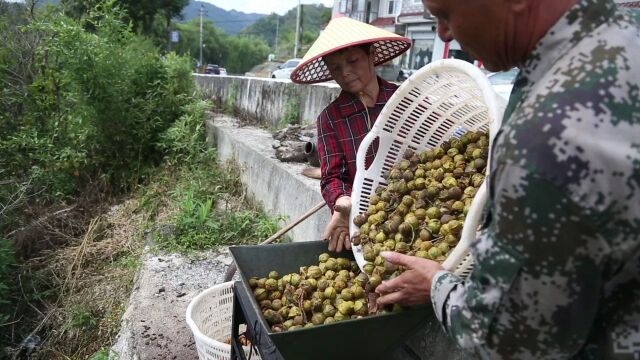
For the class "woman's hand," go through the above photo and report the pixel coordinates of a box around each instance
[322,196,352,253]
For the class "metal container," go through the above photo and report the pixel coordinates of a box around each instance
[229,241,431,360]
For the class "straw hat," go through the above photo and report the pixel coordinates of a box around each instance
[290,17,411,84]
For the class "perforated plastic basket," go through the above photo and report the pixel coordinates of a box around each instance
[349,59,506,276]
[186,281,261,360]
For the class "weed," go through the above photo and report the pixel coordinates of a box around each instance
[65,306,97,331]
[224,82,238,115]
[89,348,116,360]
[0,238,16,325]
[281,95,300,127]
[163,210,284,252]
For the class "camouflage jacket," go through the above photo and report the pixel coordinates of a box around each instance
[430,0,640,358]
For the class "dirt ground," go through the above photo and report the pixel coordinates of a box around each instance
[112,247,237,360]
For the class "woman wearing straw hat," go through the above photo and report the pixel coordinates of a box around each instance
[291,17,411,253]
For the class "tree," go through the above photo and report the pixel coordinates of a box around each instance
[174,18,228,66]
[241,4,331,60]
[172,18,269,74]
[60,0,188,36]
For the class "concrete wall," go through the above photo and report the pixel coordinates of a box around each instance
[206,114,331,243]
[195,75,342,128]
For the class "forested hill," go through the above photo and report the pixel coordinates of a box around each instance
[36,0,264,34]
[181,1,264,34]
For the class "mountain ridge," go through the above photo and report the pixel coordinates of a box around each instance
[180,1,265,34]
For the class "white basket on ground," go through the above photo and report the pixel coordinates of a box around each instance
[186,281,261,360]
[349,59,506,277]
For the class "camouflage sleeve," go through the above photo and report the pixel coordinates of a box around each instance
[430,163,604,358]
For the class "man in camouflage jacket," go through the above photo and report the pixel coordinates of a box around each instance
[376,0,640,358]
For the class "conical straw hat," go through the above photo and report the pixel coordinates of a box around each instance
[290,17,411,84]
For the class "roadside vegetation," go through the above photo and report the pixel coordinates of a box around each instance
[0,1,282,358]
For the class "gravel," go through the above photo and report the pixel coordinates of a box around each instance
[111,246,238,360]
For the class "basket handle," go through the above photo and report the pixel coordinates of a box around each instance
[441,182,487,271]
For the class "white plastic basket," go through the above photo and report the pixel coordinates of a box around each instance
[349,59,506,276]
[186,281,261,360]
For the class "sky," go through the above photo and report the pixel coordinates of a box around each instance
[201,0,335,15]
[5,1,336,15]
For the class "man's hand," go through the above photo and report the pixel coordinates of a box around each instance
[376,251,444,306]
[322,196,351,253]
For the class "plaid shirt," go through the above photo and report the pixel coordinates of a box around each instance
[317,77,398,212]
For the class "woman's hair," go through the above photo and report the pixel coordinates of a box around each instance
[323,42,374,61]
[358,43,373,55]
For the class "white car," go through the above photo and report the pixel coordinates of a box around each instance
[271,58,302,79]
[488,68,519,102]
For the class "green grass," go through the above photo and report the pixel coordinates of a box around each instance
[138,142,285,253]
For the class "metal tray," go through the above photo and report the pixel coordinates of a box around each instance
[229,241,431,360]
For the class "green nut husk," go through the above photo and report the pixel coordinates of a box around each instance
[334,312,347,321]
[354,300,368,316]
[311,312,326,325]
[303,299,313,313]
[333,280,347,293]
[340,288,354,301]
[337,258,351,270]
[368,274,382,288]
[254,288,268,301]
[428,247,442,259]
[288,306,302,319]
[269,291,282,301]
[271,299,283,311]
[338,301,354,315]
[264,279,278,291]
[324,287,337,300]
[307,265,323,279]
[322,304,337,317]
[289,273,301,286]
[317,279,329,292]
[351,285,365,299]
[324,317,336,324]
[263,309,283,325]
[395,242,411,253]
[363,263,375,275]
[318,253,330,263]
[325,258,338,271]
[268,271,280,280]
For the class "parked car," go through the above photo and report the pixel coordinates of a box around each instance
[205,64,220,75]
[271,58,302,79]
[488,68,519,102]
[219,67,227,76]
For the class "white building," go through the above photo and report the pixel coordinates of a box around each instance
[333,0,437,74]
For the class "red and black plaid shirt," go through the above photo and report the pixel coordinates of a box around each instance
[317,77,398,212]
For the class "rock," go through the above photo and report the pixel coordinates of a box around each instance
[275,141,307,163]
[272,140,281,149]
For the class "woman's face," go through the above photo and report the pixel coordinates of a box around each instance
[324,46,376,94]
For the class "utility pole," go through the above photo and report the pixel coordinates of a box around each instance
[275,17,279,58]
[294,0,301,58]
[199,4,204,70]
